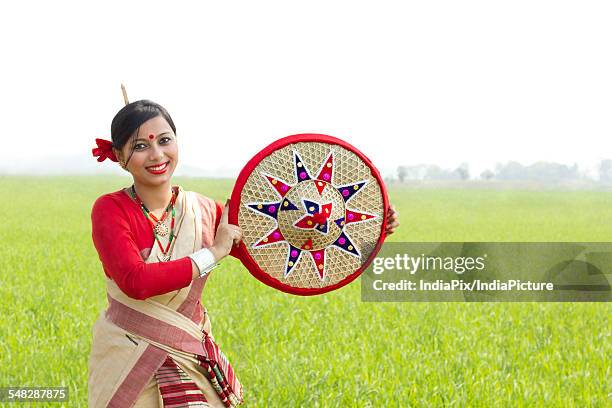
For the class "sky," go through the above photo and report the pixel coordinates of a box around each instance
[1,1,611,178]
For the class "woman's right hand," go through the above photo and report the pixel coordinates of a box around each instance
[209,200,243,262]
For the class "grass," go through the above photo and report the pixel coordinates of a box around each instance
[0,176,610,407]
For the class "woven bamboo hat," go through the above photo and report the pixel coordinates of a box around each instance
[229,134,388,295]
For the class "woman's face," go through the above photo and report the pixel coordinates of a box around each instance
[117,115,178,188]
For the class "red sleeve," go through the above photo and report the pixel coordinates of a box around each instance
[91,195,193,300]
[214,200,241,259]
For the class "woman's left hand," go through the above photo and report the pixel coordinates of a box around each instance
[385,204,400,235]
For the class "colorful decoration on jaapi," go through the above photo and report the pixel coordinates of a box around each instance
[230,134,388,296]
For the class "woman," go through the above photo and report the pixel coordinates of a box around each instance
[88,100,243,407]
[88,100,400,407]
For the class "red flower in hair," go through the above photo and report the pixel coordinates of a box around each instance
[92,138,118,162]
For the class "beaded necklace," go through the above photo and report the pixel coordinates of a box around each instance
[130,185,178,262]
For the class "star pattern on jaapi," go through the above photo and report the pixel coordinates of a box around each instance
[245,150,377,281]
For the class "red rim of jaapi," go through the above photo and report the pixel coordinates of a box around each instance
[229,133,389,296]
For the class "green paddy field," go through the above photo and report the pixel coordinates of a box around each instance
[0,176,610,407]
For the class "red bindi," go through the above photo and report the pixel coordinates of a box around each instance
[148,134,155,140]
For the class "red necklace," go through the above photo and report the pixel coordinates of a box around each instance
[130,185,178,261]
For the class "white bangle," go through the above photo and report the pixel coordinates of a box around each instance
[189,248,219,278]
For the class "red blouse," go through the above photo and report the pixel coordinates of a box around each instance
[91,188,224,300]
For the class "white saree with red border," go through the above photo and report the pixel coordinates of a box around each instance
[88,187,243,407]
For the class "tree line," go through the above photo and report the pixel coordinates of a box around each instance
[395,160,612,183]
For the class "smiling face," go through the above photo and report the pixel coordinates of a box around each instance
[116,115,178,188]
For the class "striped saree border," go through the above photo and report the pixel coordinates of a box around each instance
[107,344,168,408]
[106,295,206,356]
[157,356,209,407]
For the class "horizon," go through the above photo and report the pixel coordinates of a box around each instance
[3,152,609,182]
